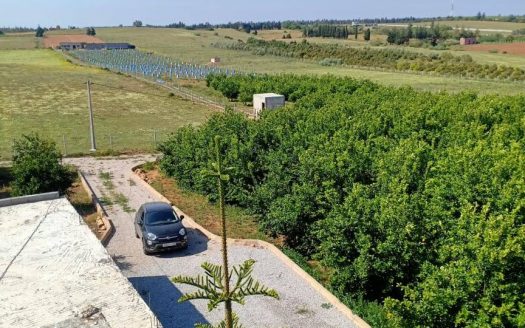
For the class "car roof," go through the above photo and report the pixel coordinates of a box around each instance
[143,202,172,212]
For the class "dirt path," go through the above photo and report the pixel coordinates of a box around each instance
[66,156,360,328]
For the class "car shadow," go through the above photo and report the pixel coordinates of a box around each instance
[129,275,210,328]
[111,254,133,271]
[154,228,209,259]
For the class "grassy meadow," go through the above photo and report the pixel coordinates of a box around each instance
[93,27,525,95]
[0,49,214,159]
[416,20,525,31]
[0,32,41,50]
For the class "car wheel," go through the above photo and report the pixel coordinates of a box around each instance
[142,239,151,255]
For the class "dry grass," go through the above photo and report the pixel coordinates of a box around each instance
[144,167,274,242]
[415,20,525,32]
[464,42,525,56]
[0,49,214,159]
[67,178,102,238]
[0,32,40,50]
[43,35,104,48]
[257,29,303,40]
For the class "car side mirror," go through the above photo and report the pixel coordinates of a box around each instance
[180,215,185,220]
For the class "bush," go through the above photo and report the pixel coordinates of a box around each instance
[11,134,73,196]
[319,58,343,66]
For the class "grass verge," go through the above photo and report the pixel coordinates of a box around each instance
[143,165,272,241]
[66,177,103,238]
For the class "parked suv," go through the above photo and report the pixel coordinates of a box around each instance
[134,202,187,255]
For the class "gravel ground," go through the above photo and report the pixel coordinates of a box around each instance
[66,156,359,328]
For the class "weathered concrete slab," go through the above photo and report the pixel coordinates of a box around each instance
[0,198,159,328]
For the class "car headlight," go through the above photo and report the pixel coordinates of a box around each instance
[179,228,186,236]
[146,232,157,241]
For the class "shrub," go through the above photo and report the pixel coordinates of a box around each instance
[11,134,73,196]
[319,58,343,66]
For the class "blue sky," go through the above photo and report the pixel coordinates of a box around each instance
[1,0,524,27]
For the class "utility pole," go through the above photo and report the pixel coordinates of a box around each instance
[87,80,96,151]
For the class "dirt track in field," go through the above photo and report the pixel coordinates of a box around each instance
[43,35,104,48]
[464,42,525,56]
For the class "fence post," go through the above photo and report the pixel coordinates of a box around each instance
[62,135,68,156]
[153,130,157,149]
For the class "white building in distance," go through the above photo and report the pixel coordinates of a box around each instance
[253,93,285,118]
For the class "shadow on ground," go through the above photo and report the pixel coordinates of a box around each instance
[111,254,133,271]
[156,228,209,259]
[129,275,210,328]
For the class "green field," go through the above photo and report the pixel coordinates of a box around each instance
[0,32,40,50]
[0,49,214,159]
[93,27,525,95]
[417,20,525,32]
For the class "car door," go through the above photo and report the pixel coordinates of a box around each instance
[135,206,144,237]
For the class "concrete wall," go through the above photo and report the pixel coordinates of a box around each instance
[266,96,285,109]
[253,94,285,118]
[0,192,59,207]
[78,171,114,246]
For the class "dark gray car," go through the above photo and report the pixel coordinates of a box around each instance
[134,202,187,255]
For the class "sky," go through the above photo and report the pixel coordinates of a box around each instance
[1,0,524,28]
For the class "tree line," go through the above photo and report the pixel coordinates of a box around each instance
[302,24,350,39]
[215,38,525,81]
[159,73,525,327]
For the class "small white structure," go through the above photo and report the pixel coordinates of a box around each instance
[210,57,220,64]
[253,93,285,118]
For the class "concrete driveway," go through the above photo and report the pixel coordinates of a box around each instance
[66,156,361,328]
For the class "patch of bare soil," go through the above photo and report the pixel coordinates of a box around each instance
[43,35,104,48]
[464,42,525,56]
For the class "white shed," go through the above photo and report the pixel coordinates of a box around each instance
[253,93,285,118]
[211,57,221,64]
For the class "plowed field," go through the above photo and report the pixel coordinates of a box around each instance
[465,42,525,56]
[43,35,103,48]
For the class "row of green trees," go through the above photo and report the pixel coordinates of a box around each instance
[215,38,525,81]
[302,24,351,39]
[160,74,525,327]
[385,23,475,45]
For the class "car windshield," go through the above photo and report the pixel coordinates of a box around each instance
[144,210,179,226]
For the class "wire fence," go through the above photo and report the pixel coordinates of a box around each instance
[0,130,171,161]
